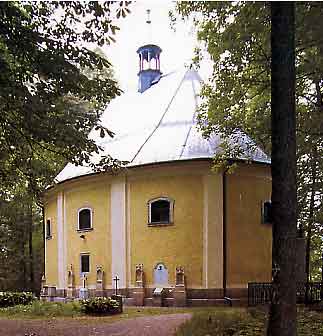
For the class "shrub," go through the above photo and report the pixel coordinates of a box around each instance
[0,292,34,307]
[80,297,120,315]
[0,300,82,318]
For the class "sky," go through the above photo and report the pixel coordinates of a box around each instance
[102,1,209,91]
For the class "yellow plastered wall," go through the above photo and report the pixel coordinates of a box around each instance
[206,173,223,289]
[44,198,58,286]
[64,180,111,287]
[226,164,272,287]
[130,174,204,288]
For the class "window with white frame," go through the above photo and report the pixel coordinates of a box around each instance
[80,254,90,274]
[78,208,92,231]
[148,197,174,225]
[46,219,52,239]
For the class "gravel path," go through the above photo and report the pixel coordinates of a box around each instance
[0,313,191,336]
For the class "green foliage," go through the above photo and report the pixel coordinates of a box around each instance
[80,297,120,315]
[0,1,131,294]
[0,291,34,307]
[177,308,265,336]
[176,308,323,336]
[176,1,323,279]
[0,1,132,195]
[0,300,81,318]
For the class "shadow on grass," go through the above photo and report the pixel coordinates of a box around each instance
[176,306,323,336]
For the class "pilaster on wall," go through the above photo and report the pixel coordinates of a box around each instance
[57,192,67,290]
[126,182,132,287]
[203,174,223,289]
[111,179,127,288]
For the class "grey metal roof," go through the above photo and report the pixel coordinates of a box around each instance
[55,67,270,183]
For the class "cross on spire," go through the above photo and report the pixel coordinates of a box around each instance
[146,9,151,24]
[145,9,152,43]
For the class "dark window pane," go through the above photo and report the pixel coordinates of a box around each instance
[263,201,272,224]
[79,209,91,230]
[151,200,170,223]
[46,219,51,237]
[81,255,90,273]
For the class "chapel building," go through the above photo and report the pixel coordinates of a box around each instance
[43,40,272,306]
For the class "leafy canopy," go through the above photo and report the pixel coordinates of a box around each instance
[0,1,131,195]
[176,1,323,278]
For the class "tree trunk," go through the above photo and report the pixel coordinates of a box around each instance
[267,3,297,336]
[28,201,34,293]
[305,145,317,302]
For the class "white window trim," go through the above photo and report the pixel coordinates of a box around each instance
[80,253,90,275]
[148,197,174,225]
[46,218,52,239]
[77,207,93,231]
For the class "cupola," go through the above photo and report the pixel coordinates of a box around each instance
[137,10,162,93]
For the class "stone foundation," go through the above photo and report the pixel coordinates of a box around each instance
[132,287,145,306]
[41,286,247,307]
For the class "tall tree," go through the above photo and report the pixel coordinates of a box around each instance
[0,1,131,292]
[268,3,296,335]
[176,0,323,286]
[0,1,131,192]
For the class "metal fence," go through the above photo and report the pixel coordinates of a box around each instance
[248,282,323,306]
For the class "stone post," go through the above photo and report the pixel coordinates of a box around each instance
[174,266,186,307]
[133,264,145,306]
[47,286,57,301]
[67,264,76,299]
[96,266,104,297]
[40,274,46,295]
[152,287,164,306]
[79,274,89,299]
[40,274,48,301]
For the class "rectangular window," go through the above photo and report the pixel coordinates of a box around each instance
[262,201,272,224]
[80,254,90,273]
[46,219,52,239]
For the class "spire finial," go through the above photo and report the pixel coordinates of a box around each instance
[145,9,152,43]
[146,9,151,24]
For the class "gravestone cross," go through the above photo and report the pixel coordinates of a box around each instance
[113,275,120,295]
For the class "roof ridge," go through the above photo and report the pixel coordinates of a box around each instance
[130,69,189,164]
[179,74,199,159]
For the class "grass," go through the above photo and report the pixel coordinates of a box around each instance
[0,300,82,319]
[2,301,323,335]
[176,307,323,336]
[176,308,264,336]
[0,300,190,321]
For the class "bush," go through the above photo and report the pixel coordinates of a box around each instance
[0,292,34,307]
[80,297,120,315]
[0,300,82,318]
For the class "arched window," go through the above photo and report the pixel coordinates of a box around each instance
[148,197,174,225]
[78,208,93,231]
